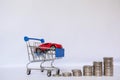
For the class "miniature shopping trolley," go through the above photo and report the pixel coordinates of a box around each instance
[24,36,64,77]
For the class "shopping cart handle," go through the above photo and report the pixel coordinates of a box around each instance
[24,36,45,43]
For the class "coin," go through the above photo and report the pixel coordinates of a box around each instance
[62,72,72,77]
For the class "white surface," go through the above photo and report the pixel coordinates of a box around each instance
[0,0,120,74]
[0,0,120,79]
[0,65,120,80]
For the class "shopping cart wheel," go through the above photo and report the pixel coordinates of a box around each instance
[47,70,51,77]
[56,69,60,75]
[27,69,31,75]
[41,69,44,72]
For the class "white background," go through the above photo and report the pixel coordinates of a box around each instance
[0,0,120,67]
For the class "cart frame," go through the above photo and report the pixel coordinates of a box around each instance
[24,36,64,77]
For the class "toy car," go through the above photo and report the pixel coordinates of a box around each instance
[35,43,63,53]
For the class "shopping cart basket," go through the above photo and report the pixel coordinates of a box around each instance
[24,36,64,77]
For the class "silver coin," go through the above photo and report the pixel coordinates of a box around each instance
[62,72,72,77]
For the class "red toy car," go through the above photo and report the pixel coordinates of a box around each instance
[35,43,63,53]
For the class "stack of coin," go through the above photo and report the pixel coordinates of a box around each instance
[62,72,72,77]
[53,74,61,77]
[93,61,102,76]
[83,65,93,76]
[72,69,82,76]
[103,57,113,76]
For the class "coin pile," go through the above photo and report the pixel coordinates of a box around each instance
[72,69,82,76]
[52,57,114,77]
[103,57,113,76]
[62,72,72,77]
[93,61,102,76]
[83,65,93,76]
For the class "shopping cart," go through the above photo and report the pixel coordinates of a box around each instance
[24,36,64,77]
